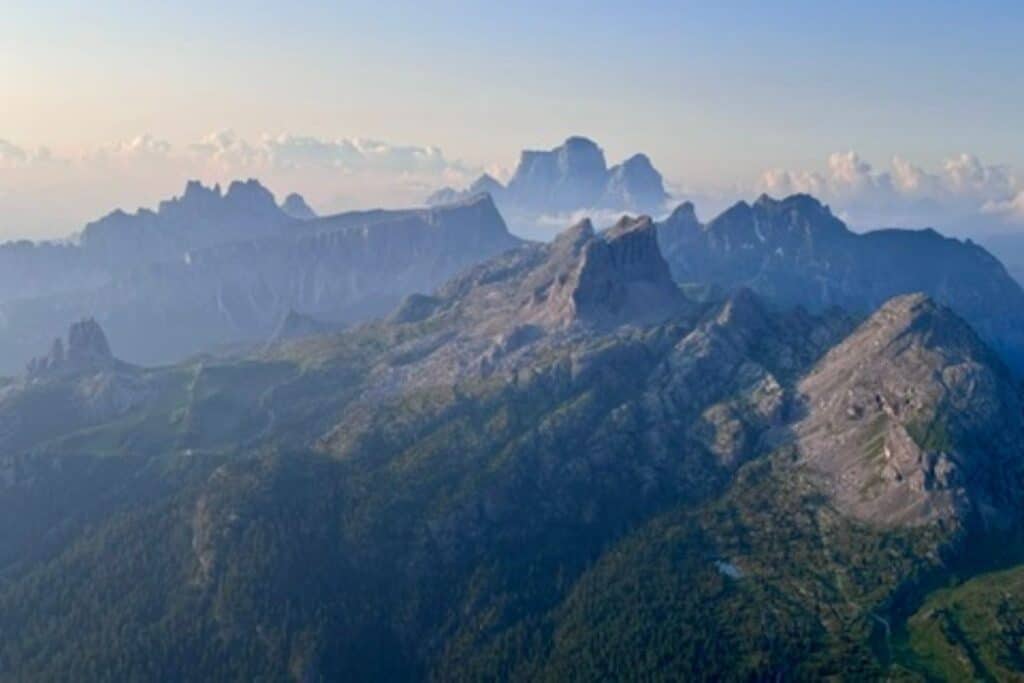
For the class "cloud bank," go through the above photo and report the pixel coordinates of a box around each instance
[0,132,477,239]
[756,151,1024,235]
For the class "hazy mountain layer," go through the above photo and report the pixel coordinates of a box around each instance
[0,188,520,372]
[0,217,1021,680]
[428,137,670,235]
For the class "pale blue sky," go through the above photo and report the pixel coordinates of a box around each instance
[2,1,1024,237]
[4,1,1022,179]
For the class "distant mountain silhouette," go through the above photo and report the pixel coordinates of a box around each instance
[0,184,520,373]
[280,193,317,220]
[428,137,670,236]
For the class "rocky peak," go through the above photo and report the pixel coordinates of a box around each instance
[553,218,596,253]
[754,192,825,213]
[603,153,669,213]
[27,318,115,378]
[159,180,224,217]
[68,318,113,364]
[507,136,610,212]
[224,179,279,214]
[709,200,753,228]
[603,215,665,261]
[426,173,509,208]
[657,194,1024,376]
[427,137,672,227]
[280,193,317,220]
[695,193,851,256]
[560,216,685,326]
[793,292,1023,527]
[666,201,699,225]
[657,201,703,261]
[82,178,289,255]
[555,136,608,175]
[750,193,848,241]
[182,179,222,201]
[468,174,505,196]
[429,193,517,246]
[620,153,656,172]
[713,287,767,331]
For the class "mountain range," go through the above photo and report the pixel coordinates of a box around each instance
[4,136,1022,381]
[658,193,1024,373]
[0,183,520,373]
[1,207,1024,679]
[5,147,1024,678]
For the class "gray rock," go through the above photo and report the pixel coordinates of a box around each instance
[792,293,1024,527]
[658,193,1024,374]
[280,193,317,220]
[427,137,669,221]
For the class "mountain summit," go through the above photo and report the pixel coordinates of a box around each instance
[794,293,1024,526]
[561,216,684,326]
[279,193,317,220]
[427,137,670,235]
[26,318,116,377]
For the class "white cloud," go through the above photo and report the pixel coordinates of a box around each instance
[0,140,53,168]
[758,152,893,201]
[983,191,1024,220]
[756,151,1023,234]
[0,140,29,167]
[184,131,469,177]
[188,130,263,169]
[100,134,172,159]
[942,153,1015,200]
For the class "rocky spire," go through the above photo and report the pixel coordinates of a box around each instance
[67,318,113,364]
[539,215,687,327]
[224,179,279,214]
[280,193,317,220]
[27,318,115,378]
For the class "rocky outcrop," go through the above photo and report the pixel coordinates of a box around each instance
[280,193,317,220]
[431,214,688,333]
[560,216,684,326]
[427,137,670,225]
[602,154,668,213]
[27,318,115,377]
[793,293,1024,527]
[656,201,702,267]
[641,288,853,469]
[506,136,610,212]
[659,193,1024,374]
[67,318,113,364]
[79,179,293,265]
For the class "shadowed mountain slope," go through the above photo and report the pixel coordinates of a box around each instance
[658,193,1024,373]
